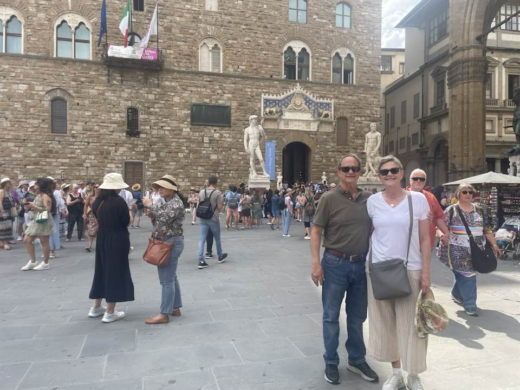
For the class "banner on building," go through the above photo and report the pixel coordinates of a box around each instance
[107,45,158,61]
[265,141,276,180]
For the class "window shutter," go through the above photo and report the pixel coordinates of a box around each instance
[211,44,221,72]
[337,117,348,146]
[51,99,67,134]
[200,43,210,72]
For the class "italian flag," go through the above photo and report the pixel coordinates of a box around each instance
[119,0,131,47]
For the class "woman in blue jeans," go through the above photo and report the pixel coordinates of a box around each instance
[438,183,501,317]
[143,174,185,324]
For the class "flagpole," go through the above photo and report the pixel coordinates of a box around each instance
[156,2,159,54]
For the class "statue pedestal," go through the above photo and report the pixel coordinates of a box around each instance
[509,155,520,177]
[358,177,384,193]
[249,175,271,190]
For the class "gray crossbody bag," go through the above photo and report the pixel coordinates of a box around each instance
[368,192,413,300]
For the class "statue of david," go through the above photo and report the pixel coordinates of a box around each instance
[244,115,269,177]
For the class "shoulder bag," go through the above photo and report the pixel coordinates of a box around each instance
[456,206,497,274]
[369,192,413,300]
[196,189,216,219]
[143,234,175,267]
[36,206,49,224]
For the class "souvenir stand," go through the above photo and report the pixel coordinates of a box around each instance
[443,171,520,231]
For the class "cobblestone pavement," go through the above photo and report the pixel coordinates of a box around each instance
[1,217,519,390]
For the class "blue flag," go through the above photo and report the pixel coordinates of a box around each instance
[97,0,107,47]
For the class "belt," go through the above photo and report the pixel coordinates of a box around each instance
[325,249,366,262]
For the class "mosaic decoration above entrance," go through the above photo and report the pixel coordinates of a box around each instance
[261,84,334,132]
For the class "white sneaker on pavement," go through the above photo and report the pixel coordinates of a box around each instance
[382,373,406,390]
[102,310,125,323]
[21,261,39,271]
[17,236,22,241]
[407,374,425,390]
[88,306,107,318]
[304,236,311,240]
[34,262,50,271]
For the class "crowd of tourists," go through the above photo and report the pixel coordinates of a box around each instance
[0,152,502,390]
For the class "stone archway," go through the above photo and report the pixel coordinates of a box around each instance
[278,131,316,184]
[447,0,512,180]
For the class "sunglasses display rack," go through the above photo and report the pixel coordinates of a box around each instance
[501,187,520,219]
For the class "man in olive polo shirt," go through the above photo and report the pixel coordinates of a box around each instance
[311,153,379,385]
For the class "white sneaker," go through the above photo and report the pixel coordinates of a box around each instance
[304,236,311,240]
[21,261,39,271]
[88,306,107,318]
[34,262,50,271]
[17,236,22,241]
[407,374,425,390]
[282,234,291,237]
[102,310,125,323]
[382,373,406,390]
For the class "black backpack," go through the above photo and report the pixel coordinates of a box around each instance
[196,189,216,219]
[136,198,144,210]
[304,196,315,217]
[279,196,287,210]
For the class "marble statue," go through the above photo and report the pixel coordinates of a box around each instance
[322,172,327,185]
[277,171,283,191]
[244,115,269,177]
[506,87,520,155]
[363,123,382,178]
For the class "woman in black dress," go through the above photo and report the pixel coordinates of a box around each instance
[88,173,134,323]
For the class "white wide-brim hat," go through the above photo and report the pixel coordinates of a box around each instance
[99,173,129,190]
[1,177,11,185]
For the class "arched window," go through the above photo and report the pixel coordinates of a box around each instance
[75,23,90,60]
[51,98,67,134]
[54,15,92,59]
[331,49,355,85]
[289,0,307,23]
[0,8,24,54]
[6,16,22,53]
[336,3,352,29]
[332,53,342,84]
[199,39,223,73]
[57,21,73,58]
[337,117,348,146]
[283,41,312,81]
[0,20,3,53]
[127,107,139,132]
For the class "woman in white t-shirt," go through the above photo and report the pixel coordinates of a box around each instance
[366,155,431,390]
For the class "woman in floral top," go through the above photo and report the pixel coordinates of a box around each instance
[438,183,500,316]
[142,175,185,324]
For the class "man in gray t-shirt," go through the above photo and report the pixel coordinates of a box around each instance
[197,176,227,268]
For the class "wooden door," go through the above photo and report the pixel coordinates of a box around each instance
[124,162,144,191]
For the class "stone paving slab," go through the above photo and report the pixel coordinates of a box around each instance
[0,217,520,389]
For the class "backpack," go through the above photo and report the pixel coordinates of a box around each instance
[136,198,144,209]
[304,196,315,217]
[228,193,239,209]
[279,196,287,210]
[196,189,216,219]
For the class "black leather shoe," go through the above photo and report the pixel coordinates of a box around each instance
[347,362,379,382]
[324,364,340,385]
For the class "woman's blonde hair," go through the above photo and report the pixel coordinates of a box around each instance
[378,155,403,171]
[454,183,476,200]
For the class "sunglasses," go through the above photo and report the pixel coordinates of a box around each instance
[411,177,426,182]
[339,166,361,173]
[461,190,474,195]
[380,168,400,176]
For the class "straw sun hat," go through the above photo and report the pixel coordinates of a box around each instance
[132,183,141,191]
[153,175,178,191]
[99,173,129,190]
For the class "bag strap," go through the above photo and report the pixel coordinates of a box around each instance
[369,191,414,268]
[456,205,474,240]
[96,200,105,221]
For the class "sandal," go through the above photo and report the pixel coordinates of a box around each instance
[3,244,11,250]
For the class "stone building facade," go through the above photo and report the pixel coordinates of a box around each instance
[382,0,518,187]
[0,0,381,189]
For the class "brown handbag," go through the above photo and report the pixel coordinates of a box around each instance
[143,235,175,267]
